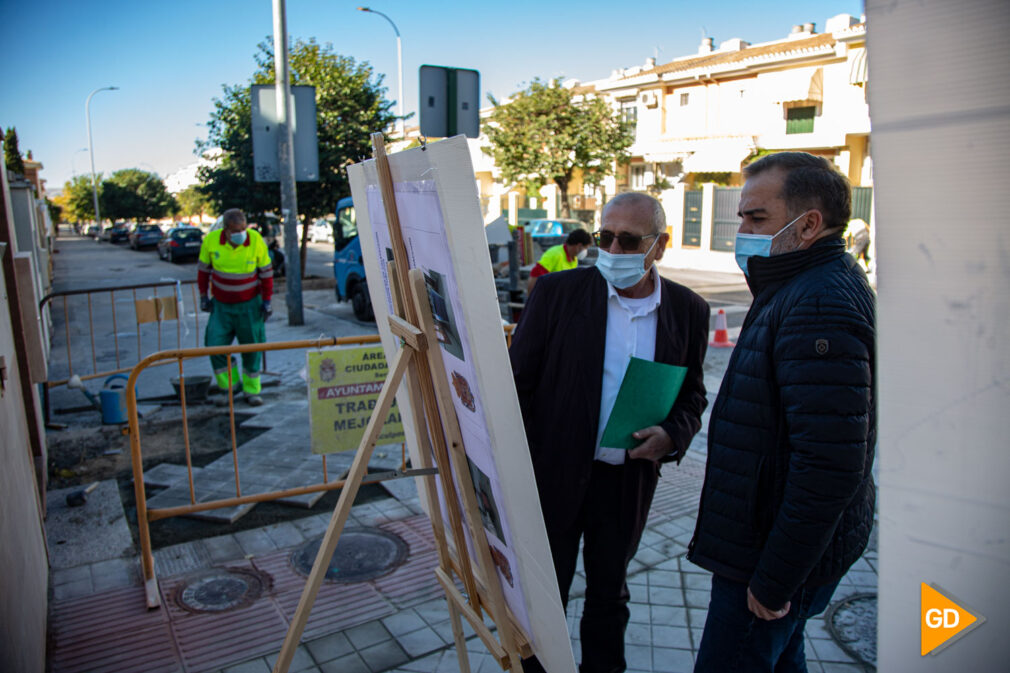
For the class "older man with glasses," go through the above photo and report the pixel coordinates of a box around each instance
[510,191,710,673]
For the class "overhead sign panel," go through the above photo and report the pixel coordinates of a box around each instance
[250,84,319,182]
[419,65,480,138]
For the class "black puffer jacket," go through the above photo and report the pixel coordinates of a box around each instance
[688,237,876,611]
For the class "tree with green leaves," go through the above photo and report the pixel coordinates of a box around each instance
[198,37,396,274]
[176,185,213,224]
[46,198,62,225]
[100,169,177,222]
[483,79,633,217]
[4,127,26,176]
[58,174,99,222]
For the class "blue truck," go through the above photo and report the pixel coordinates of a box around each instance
[332,196,374,321]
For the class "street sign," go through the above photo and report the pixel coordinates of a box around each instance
[306,345,405,454]
[250,84,320,182]
[419,65,480,138]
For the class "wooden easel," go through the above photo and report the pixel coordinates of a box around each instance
[273,134,532,673]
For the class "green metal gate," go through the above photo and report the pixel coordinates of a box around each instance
[852,186,873,223]
[712,187,742,251]
[683,191,702,247]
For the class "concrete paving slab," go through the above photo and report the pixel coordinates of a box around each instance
[262,521,305,549]
[276,490,327,508]
[234,528,279,556]
[187,496,256,524]
[51,564,92,587]
[45,479,135,569]
[379,475,420,503]
[90,556,141,591]
[359,640,409,672]
[652,646,695,672]
[154,540,212,577]
[264,645,317,672]
[203,534,245,563]
[52,578,93,600]
[294,514,331,537]
[143,461,194,487]
[319,652,370,673]
[146,489,198,510]
[381,609,428,638]
[345,620,393,650]
[306,632,355,664]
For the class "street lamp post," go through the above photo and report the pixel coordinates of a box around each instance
[357,7,403,137]
[70,148,88,177]
[86,86,119,225]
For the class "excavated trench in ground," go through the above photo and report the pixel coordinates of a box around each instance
[46,407,388,550]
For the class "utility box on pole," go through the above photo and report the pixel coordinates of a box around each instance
[251,85,319,183]
[419,65,480,138]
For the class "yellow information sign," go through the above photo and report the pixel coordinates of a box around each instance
[307,346,405,454]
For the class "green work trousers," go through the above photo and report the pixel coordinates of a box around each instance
[205,297,265,395]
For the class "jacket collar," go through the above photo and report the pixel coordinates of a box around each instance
[745,236,847,296]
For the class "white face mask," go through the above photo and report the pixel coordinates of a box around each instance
[734,210,808,275]
[576,248,588,261]
[596,237,659,289]
[229,230,248,246]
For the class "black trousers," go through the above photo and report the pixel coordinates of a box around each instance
[525,460,656,673]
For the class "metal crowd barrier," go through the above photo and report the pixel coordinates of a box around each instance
[40,279,204,389]
[126,324,516,607]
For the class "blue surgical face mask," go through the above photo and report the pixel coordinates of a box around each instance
[229,230,248,246]
[734,211,808,275]
[596,236,659,289]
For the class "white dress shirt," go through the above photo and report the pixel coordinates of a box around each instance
[595,265,662,465]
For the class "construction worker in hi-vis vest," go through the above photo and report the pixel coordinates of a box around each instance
[197,208,273,406]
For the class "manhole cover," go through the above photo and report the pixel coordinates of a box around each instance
[291,527,408,583]
[826,593,877,668]
[174,568,267,613]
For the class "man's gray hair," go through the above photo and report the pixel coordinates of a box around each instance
[221,208,247,228]
[604,192,666,234]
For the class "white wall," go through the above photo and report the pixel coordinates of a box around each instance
[869,0,1010,668]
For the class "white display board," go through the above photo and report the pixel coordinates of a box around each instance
[347,136,576,672]
[868,0,1010,668]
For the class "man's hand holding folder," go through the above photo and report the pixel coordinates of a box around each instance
[599,357,688,462]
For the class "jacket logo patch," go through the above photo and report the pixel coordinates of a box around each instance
[815,338,829,355]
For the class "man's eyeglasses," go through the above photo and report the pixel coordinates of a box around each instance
[593,231,658,252]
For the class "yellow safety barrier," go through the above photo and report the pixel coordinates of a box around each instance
[126,324,516,608]
[40,280,204,389]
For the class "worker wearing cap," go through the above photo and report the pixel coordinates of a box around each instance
[527,229,593,294]
[197,208,273,406]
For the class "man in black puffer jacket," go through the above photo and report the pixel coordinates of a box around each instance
[689,153,875,672]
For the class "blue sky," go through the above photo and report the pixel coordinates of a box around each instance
[0,0,863,192]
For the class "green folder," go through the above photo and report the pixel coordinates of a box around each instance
[599,357,687,450]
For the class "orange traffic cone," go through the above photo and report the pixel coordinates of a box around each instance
[709,309,735,348]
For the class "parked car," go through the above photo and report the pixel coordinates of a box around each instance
[157,226,204,263]
[308,218,334,243]
[526,218,589,250]
[86,224,100,238]
[101,222,131,243]
[129,223,164,250]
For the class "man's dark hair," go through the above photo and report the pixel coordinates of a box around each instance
[744,152,851,231]
[566,229,592,246]
[221,208,246,228]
